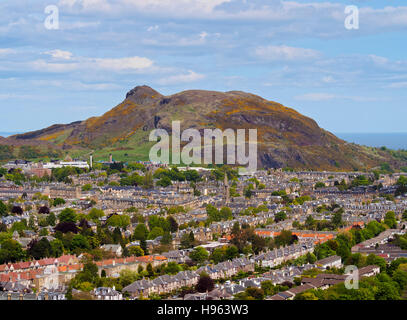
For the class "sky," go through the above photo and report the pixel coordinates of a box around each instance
[0,0,407,134]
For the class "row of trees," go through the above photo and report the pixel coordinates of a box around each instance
[296,258,407,300]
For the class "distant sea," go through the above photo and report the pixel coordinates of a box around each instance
[336,132,407,151]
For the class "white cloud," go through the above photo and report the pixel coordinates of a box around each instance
[158,70,205,85]
[30,60,80,72]
[0,48,15,56]
[44,49,73,60]
[93,57,153,71]
[369,54,389,65]
[255,45,321,61]
[199,31,208,40]
[387,82,407,89]
[322,76,335,83]
[147,25,159,31]
[59,0,230,16]
[30,53,154,73]
[295,93,337,101]
[295,93,381,102]
[61,21,101,30]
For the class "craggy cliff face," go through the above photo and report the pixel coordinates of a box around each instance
[4,86,401,170]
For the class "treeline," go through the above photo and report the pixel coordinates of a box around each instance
[295,257,407,300]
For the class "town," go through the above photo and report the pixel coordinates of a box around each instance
[0,156,407,301]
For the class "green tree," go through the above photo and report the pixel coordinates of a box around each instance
[129,246,144,257]
[81,184,92,191]
[375,282,400,300]
[225,245,239,260]
[50,239,64,257]
[167,216,178,233]
[0,239,26,263]
[332,212,343,228]
[275,211,287,223]
[189,247,209,264]
[148,227,164,240]
[59,208,77,223]
[46,212,57,226]
[0,200,8,217]
[88,208,104,222]
[164,262,182,275]
[28,238,52,259]
[384,211,397,229]
[133,224,149,241]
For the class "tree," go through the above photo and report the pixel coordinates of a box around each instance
[50,239,64,257]
[0,223,7,233]
[143,171,154,189]
[38,206,50,214]
[332,212,343,228]
[366,254,387,271]
[27,238,52,260]
[119,269,138,287]
[315,182,326,189]
[0,239,26,263]
[189,247,209,264]
[196,273,214,293]
[52,198,66,207]
[294,291,319,300]
[305,215,315,229]
[46,212,56,226]
[11,206,23,215]
[156,176,172,187]
[129,246,144,257]
[225,245,239,260]
[146,263,154,277]
[393,269,407,291]
[167,216,178,233]
[232,222,240,237]
[88,208,104,222]
[210,248,226,264]
[0,200,7,217]
[219,207,233,221]
[395,176,407,196]
[148,227,164,240]
[245,287,264,300]
[251,234,266,254]
[82,184,92,191]
[165,262,182,275]
[59,208,77,223]
[306,252,317,264]
[71,234,90,251]
[180,233,193,249]
[133,224,149,241]
[140,239,148,255]
[384,211,397,229]
[375,282,400,300]
[161,231,172,245]
[275,211,287,223]
[54,221,79,234]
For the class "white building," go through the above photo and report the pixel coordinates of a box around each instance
[43,161,89,169]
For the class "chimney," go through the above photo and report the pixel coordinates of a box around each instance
[89,155,93,169]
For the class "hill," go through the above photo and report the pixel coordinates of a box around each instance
[1,85,405,171]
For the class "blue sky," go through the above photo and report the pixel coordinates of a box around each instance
[0,0,407,133]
